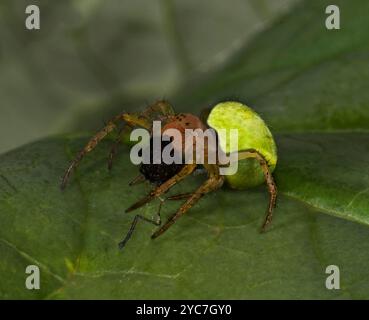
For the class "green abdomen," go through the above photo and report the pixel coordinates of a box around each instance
[207,101,277,190]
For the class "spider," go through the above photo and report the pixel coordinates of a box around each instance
[61,100,277,249]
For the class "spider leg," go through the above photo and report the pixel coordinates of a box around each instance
[128,174,146,186]
[119,198,163,250]
[108,125,133,171]
[125,164,197,213]
[108,101,174,171]
[237,150,277,232]
[141,100,175,119]
[61,112,151,190]
[151,164,225,239]
[119,191,197,249]
[166,192,194,200]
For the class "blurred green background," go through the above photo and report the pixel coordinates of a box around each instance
[0,0,299,153]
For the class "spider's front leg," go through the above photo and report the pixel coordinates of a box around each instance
[125,164,197,212]
[151,163,224,239]
[119,193,193,249]
[119,166,221,248]
[141,99,175,119]
[118,197,164,249]
[107,125,129,171]
[60,112,151,190]
[108,100,175,171]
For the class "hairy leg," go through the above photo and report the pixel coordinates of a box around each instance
[237,150,277,231]
[128,174,146,186]
[119,199,163,249]
[151,164,224,239]
[107,125,132,170]
[108,101,173,171]
[61,112,151,190]
[141,100,175,120]
[125,164,197,213]
[166,193,194,200]
[120,190,200,249]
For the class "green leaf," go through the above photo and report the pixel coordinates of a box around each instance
[1,133,369,299]
[276,133,369,226]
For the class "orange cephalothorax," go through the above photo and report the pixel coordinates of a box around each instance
[162,113,207,133]
[161,113,209,156]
